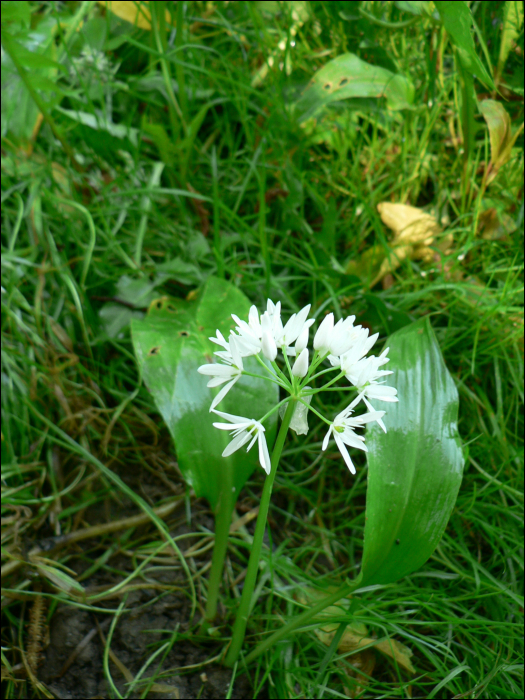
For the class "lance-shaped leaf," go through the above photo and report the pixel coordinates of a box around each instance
[361,317,464,586]
[296,53,414,122]
[131,276,278,512]
[435,1,494,89]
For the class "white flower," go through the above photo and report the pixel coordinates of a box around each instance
[292,348,309,378]
[328,315,357,356]
[231,309,262,356]
[209,329,230,350]
[197,335,244,410]
[313,313,334,353]
[339,329,379,374]
[273,304,314,353]
[342,347,397,431]
[322,393,385,473]
[212,410,271,475]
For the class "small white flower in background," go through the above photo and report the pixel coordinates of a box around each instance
[322,394,386,473]
[212,410,271,474]
[198,298,398,475]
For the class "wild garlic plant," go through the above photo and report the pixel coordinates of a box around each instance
[198,300,398,665]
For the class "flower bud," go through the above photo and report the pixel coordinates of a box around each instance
[292,348,309,378]
[313,313,334,353]
[261,330,277,361]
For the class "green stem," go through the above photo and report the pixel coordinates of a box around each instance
[241,369,287,388]
[204,479,235,622]
[223,399,296,667]
[243,579,362,666]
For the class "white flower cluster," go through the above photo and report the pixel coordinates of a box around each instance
[198,300,398,475]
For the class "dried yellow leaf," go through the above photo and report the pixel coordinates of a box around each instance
[377,202,441,246]
[97,1,173,31]
[296,589,416,675]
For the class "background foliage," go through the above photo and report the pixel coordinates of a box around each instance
[1,1,523,698]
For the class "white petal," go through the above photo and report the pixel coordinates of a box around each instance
[198,363,236,377]
[359,410,386,424]
[365,384,398,401]
[334,432,356,474]
[340,430,368,452]
[363,396,387,433]
[229,335,243,369]
[261,329,277,361]
[295,325,309,354]
[223,431,251,457]
[322,425,333,451]
[313,313,334,352]
[248,305,261,333]
[283,304,311,344]
[207,376,232,388]
[211,409,252,424]
[362,332,379,356]
[210,377,238,410]
[209,330,229,349]
[258,431,271,474]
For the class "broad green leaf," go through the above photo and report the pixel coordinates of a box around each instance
[296,53,414,122]
[435,1,494,89]
[1,21,63,142]
[131,277,278,511]
[480,99,524,184]
[361,317,464,586]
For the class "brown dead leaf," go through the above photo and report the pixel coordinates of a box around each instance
[477,207,516,240]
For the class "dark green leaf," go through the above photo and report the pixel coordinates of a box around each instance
[131,277,278,511]
[436,1,494,89]
[361,317,464,586]
[296,53,415,122]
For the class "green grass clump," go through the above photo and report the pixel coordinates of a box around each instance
[1,1,523,698]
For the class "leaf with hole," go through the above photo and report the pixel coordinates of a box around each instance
[131,276,278,512]
[360,317,464,586]
[296,53,414,122]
